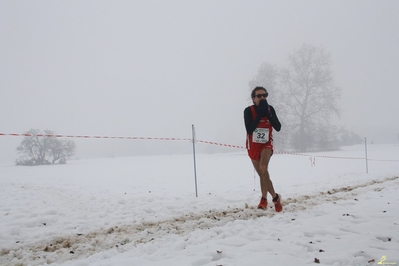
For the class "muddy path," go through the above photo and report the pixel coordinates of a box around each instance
[1,176,397,266]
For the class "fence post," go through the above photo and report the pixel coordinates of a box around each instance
[192,124,198,197]
[365,137,368,174]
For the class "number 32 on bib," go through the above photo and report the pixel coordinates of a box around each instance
[253,128,269,143]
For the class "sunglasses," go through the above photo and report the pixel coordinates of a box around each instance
[255,93,268,98]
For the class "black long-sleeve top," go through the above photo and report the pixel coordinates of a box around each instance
[244,105,281,134]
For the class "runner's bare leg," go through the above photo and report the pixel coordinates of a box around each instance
[251,148,276,199]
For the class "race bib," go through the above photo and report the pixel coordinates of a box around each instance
[252,128,269,143]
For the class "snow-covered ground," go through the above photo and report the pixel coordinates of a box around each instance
[1,143,398,266]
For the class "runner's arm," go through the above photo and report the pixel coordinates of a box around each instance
[244,107,261,134]
[268,106,281,132]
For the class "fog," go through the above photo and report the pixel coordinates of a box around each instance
[1,1,398,162]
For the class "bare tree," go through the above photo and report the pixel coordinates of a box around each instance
[16,129,48,165]
[47,136,76,164]
[280,44,341,152]
[16,129,76,165]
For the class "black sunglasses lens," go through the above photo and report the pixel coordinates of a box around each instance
[256,94,267,98]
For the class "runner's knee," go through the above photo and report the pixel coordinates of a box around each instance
[259,165,268,176]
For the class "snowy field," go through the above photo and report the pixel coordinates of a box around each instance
[0,143,398,266]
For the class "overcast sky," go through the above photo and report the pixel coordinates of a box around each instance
[1,1,398,161]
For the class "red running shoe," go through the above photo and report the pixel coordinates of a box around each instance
[257,197,268,210]
[273,194,282,212]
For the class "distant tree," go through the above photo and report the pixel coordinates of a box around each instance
[16,129,48,165]
[249,44,342,152]
[16,129,76,166]
[280,44,341,152]
[46,131,76,164]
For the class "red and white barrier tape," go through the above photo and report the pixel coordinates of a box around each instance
[197,139,245,149]
[2,132,398,162]
[275,151,365,160]
[0,133,191,141]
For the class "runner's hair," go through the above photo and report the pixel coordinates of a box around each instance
[251,87,268,98]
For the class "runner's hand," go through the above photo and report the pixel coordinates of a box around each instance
[258,100,269,117]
